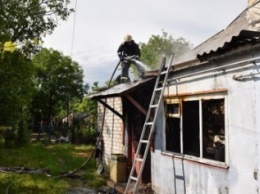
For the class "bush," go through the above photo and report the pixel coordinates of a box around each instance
[75,126,96,145]
[0,126,17,148]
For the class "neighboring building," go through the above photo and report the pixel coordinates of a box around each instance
[90,1,260,193]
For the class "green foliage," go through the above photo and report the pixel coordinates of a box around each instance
[16,117,31,145]
[104,79,117,88]
[140,31,193,69]
[0,0,74,145]
[91,81,100,92]
[72,98,97,115]
[0,126,17,148]
[0,51,34,126]
[32,48,84,121]
[0,0,74,54]
[0,51,34,146]
[71,98,98,144]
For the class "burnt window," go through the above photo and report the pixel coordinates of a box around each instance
[165,97,225,162]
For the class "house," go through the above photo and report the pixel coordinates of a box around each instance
[90,1,260,193]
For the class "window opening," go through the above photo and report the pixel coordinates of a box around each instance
[202,99,225,162]
[165,97,225,162]
[166,117,180,153]
[183,101,200,157]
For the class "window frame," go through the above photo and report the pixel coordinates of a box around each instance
[163,93,228,167]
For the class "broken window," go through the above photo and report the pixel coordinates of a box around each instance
[165,97,225,162]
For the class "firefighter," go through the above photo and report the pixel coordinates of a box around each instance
[117,34,145,83]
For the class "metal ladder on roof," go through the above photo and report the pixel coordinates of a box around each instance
[124,54,174,194]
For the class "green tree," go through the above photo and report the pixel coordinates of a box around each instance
[0,51,35,145]
[140,31,193,69]
[32,48,84,127]
[0,0,74,54]
[0,0,74,145]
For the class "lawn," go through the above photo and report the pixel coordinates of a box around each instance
[0,142,106,194]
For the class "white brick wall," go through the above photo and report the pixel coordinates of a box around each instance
[97,97,124,169]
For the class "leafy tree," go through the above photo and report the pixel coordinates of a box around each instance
[0,51,35,144]
[32,48,84,127]
[140,31,193,69]
[0,0,74,54]
[0,0,74,145]
[0,52,33,124]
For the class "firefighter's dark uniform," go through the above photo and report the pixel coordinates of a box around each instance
[117,40,141,83]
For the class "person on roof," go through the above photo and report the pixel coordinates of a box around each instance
[117,34,145,83]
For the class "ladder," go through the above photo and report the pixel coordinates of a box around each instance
[124,54,174,194]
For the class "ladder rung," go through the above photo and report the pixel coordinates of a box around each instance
[145,122,153,125]
[130,176,138,181]
[150,104,158,108]
[135,157,143,162]
[161,70,167,74]
[140,140,149,144]
[155,87,163,91]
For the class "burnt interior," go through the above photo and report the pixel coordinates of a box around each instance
[165,98,225,162]
[122,80,155,183]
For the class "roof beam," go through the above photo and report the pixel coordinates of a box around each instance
[123,93,147,116]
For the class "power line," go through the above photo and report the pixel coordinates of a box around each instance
[70,0,78,58]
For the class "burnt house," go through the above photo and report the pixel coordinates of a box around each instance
[90,1,260,193]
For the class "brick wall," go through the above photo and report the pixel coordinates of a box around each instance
[97,97,124,169]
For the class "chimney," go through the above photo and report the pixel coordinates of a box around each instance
[248,0,258,6]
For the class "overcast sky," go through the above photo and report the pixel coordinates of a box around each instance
[43,0,247,86]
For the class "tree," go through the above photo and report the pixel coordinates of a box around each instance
[0,51,35,145]
[0,0,74,145]
[0,0,74,54]
[32,48,84,127]
[140,31,193,69]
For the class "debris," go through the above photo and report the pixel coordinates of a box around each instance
[0,167,50,176]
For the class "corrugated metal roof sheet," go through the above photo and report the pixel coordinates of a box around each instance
[88,77,155,99]
[172,2,260,65]
[198,30,260,61]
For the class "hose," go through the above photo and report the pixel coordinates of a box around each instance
[55,60,121,178]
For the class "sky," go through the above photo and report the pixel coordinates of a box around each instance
[43,0,248,86]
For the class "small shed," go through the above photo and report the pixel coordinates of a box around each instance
[90,76,157,183]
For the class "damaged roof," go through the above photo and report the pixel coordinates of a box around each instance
[88,77,155,99]
[172,2,260,66]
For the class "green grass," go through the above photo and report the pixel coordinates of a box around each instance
[0,174,69,194]
[0,143,106,193]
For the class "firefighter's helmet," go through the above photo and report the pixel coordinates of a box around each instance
[124,34,132,42]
